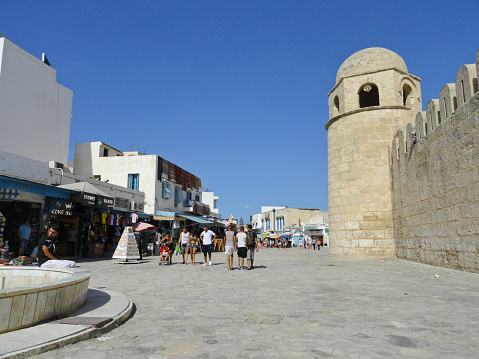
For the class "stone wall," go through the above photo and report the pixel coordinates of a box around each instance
[391,86,479,271]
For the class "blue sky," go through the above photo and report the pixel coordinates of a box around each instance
[1,1,478,221]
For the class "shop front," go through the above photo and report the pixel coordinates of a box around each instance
[0,175,71,257]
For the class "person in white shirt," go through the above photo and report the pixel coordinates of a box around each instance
[200,226,216,266]
[235,226,247,270]
[179,227,190,264]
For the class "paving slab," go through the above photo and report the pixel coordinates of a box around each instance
[6,247,479,358]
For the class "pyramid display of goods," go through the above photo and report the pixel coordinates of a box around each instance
[112,226,140,260]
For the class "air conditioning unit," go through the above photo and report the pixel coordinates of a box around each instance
[48,161,64,170]
[130,201,135,210]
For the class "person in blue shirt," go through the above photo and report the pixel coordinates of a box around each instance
[18,219,31,257]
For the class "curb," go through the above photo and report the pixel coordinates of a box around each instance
[0,290,134,359]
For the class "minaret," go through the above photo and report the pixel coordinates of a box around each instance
[326,48,421,257]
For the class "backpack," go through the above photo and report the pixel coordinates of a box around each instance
[247,231,256,248]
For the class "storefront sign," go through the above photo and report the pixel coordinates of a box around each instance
[80,193,96,206]
[115,197,129,210]
[97,195,114,209]
[51,201,82,216]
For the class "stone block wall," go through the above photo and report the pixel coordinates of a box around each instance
[391,87,479,271]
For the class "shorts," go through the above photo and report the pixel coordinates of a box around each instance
[247,248,255,261]
[189,243,197,249]
[237,247,247,258]
[167,243,175,252]
[147,243,154,250]
[203,244,212,256]
[225,245,234,255]
[20,239,28,249]
[181,243,188,253]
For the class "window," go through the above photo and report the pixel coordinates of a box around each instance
[195,195,200,201]
[128,174,139,190]
[187,192,192,201]
[403,84,412,106]
[103,148,109,157]
[359,84,379,108]
[162,182,172,199]
[174,187,184,203]
[333,96,340,116]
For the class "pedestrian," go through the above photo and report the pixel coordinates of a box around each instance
[200,226,216,266]
[189,233,199,265]
[37,225,76,268]
[160,232,174,264]
[179,227,190,264]
[317,237,322,250]
[235,226,247,270]
[66,224,77,257]
[18,219,31,257]
[312,239,316,250]
[246,224,258,270]
[224,225,236,271]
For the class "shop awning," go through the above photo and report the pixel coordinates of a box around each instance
[176,213,214,225]
[57,181,114,208]
[0,175,71,199]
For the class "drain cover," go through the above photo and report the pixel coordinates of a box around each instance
[52,316,112,327]
[234,314,284,324]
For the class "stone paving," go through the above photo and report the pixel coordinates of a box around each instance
[33,247,479,358]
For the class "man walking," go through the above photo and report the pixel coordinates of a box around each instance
[200,226,216,266]
[246,224,258,270]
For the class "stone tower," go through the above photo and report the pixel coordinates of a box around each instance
[326,48,421,257]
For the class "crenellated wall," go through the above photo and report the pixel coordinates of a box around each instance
[390,49,479,271]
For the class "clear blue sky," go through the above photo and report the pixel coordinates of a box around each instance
[2,1,478,221]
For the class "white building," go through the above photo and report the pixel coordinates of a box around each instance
[202,191,221,218]
[73,141,208,217]
[0,34,73,166]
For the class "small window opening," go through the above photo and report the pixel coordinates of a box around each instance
[437,111,441,124]
[359,84,379,108]
[333,96,340,114]
[473,78,478,94]
[103,148,109,157]
[461,80,466,103]
[453,97,458,111]
[403,84,412,106]
[425,123,428,136]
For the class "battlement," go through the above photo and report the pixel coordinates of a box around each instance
[391,49,479,159]
[389,48,479,272]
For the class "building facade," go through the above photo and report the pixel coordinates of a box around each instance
[73,141,208,217]
[0,34,73,166]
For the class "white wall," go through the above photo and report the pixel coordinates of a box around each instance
[73,142,203,215]
[0,37,73,165]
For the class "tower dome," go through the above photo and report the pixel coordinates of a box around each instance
[336,47,408,84]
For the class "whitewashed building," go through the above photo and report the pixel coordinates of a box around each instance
[0,34,73,166]
[73,142,208,217]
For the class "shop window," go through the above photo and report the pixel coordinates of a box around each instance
[128,174,139,190]
[359,84,379,108]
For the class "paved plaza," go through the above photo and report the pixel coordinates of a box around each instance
[31,247,479,358]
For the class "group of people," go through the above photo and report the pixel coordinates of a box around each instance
[158,224,259,270]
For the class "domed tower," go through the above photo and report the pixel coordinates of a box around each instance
[326,48,421,257]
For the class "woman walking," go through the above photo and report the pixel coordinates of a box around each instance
[189,233,199,265]
[225,225,236,270]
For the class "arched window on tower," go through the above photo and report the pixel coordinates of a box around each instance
[333,96,340,116]
[403,84,413,106]
[359,84,379,108]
